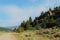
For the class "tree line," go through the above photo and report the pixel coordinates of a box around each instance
[13,6,60,32]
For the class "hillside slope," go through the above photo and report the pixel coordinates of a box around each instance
[15,6,60,32]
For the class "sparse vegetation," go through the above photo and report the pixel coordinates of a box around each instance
[13,6,60,40]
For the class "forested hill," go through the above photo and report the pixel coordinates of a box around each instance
[14,6,60,32]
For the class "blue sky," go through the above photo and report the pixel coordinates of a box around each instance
[0,0,60,27]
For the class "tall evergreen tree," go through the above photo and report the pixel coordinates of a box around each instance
[20,21,25,27]
[35,23,41,30]
[29,17,32,23]
[16,21,25,32]
[17,26,24,32]
[41,11,44,16]
[25,20,32,30]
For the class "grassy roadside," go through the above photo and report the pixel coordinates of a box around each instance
[0,32,8,35]
[15,30,51,40]
[15,28,60,40]
[0,28,59,40]
[0,31,12,35]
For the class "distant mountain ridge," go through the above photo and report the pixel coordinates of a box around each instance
[8,26,18,30]
[0,27,12,32]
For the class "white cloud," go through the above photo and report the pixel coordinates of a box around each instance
[0,5,46,27]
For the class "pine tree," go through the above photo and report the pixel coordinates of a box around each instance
[41,11,44,15]
[16,21,25,32]
[41,17,47,28]
[17,26,24,32]
[56,18,60,27]
[49,17,55,24]
[35,23,41,30]
[25,21,32,30]
[29,17,32,24]
[20,21,25,27]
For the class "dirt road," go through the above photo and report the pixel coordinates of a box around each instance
[0,33,19,40]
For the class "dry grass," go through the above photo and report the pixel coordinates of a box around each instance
[15,28,60,40]
[16,30,52,40]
